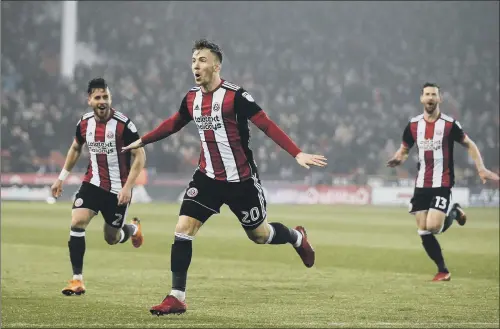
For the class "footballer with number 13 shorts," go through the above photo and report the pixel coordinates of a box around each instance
[387,82,499,281]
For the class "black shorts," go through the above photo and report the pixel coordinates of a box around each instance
[72,182,130,228]
[179,170,267,230]
[409,187,452,215]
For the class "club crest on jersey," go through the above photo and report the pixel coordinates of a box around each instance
[213,103,220,112]
[74,198,83,207]
[106,131,115,139]
[186,187,198,197]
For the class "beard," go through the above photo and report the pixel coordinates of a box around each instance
[94,105,110,120]
[424,103,437,113]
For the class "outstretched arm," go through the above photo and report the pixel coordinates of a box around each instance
[234,88,326,169]
[250,111,327,169]
[460,136,499,184]
[123,96,192,151]
[451,120,499,183]
[122,112,190,151]
[250,111,301,157]
[387,144,410,167]
[142,112,189,145]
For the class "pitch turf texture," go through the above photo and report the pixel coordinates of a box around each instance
[1,201,499,328]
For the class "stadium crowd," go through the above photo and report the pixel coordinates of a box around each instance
[2,1,498,186]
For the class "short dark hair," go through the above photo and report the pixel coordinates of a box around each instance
[421,82,440,94]
[192,39,223,64]
[87,77,108,95]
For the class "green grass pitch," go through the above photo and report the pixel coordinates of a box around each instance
[1,201,499,328]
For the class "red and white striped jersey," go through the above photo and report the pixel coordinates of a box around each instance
[402,113,466,188]
[140,79,302,183]
[179,80,261,182]
[75,109,140,194]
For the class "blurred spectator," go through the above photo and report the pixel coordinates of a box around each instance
[1,1,498,187]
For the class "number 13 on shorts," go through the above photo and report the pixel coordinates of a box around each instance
[434,196,447,210]
[431,194,451,214]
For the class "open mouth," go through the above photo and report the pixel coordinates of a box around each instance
[194,73,201,79]
[98,105,107,110]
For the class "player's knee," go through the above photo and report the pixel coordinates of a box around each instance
[71,209,94,229]
[244,220,271,244]
[175,215,202,236]
[419,224,428,231]
[104,232,120,245]
[416,222,427,231]
[426,223,442,234]
[248,233,268,244]
[71,217,89,229]
[245,226,270,244]
[104,235,119,245]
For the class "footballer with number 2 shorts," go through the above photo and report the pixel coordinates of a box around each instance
[387,82,499,281]
[51,78,146,296]
[122,39,327,315]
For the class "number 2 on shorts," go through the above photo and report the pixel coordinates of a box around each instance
[112,213,123,226]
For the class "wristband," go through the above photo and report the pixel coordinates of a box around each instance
[58,169,70,181]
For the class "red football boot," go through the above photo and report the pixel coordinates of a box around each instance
[432,272,451,282]
[294,226,315,268]
[150,295,187,316]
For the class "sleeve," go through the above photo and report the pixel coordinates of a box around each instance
[234,87,301,157]
[141,96,191,145]
[450,120,466,143]
[402,122,414,149]
[234,88,263,119]
[177,95,192,122]
[123,119,141,146]
[75,120,85,145]
[250,111,302,158]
